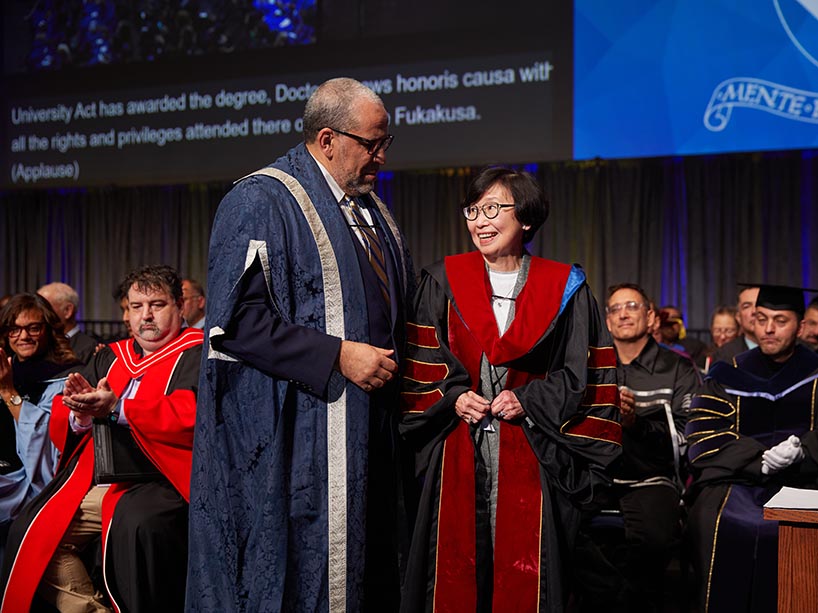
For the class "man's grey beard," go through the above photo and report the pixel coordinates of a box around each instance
[344,177,376,197]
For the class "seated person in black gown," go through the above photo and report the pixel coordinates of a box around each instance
[574,283,699,612]
[686,284,818,613]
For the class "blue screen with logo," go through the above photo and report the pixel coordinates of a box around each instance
[575,0,818,159]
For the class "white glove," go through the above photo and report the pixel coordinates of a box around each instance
[761,435,804,475]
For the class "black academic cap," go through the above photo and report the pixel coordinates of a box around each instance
[740,283,818,318]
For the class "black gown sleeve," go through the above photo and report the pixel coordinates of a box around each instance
[399,270,472,474]
[685,378,766,492]
[625,353,700,466]
[512,284,622,501]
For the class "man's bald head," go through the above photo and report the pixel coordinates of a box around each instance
[38,282,80,332]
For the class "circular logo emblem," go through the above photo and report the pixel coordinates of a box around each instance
[775,0,818,69]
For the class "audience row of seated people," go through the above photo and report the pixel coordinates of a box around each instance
[0,268,205,612]
[645,285,818,372]
[0,262,816,612]
[573,284,818,612]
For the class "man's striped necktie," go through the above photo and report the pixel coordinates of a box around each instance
[345,197,390,307]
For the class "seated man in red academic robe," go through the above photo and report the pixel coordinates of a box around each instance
[1,265,203,613]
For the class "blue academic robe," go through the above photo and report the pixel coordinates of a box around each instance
[685,345,818,613]
[186,143,413,612]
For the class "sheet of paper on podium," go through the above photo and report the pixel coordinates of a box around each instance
[764,486,818,510]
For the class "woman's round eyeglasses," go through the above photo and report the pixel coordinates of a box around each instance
[462,203,515,221]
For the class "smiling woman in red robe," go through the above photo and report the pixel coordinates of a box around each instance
[399,167,622,612]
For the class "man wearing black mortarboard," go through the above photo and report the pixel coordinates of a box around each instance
[684,284,818,613]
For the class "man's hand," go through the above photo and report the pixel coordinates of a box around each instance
[63,372,94,397]
[455,390,491,424]
[762,435,804,475]
[619,386,636,428]
[63,376,118,419]
[337,340,397,392]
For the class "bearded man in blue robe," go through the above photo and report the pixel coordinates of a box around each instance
[186,78,414,612]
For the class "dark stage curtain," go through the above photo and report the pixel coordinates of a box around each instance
[1,150,816,334]
[1,183,224,328]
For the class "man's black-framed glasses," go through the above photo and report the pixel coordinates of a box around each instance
[331,128,394,156]
[462,203,516,221]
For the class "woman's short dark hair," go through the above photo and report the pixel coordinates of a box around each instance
[0,293,77,364]
[462,167,549,243]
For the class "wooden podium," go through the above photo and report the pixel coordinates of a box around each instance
[763,506,818,613]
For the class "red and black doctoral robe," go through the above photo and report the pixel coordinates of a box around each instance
[399,251,621,613]
[0,327,203,613]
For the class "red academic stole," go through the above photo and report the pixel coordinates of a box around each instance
[432,252,570,612]
[0,328,202,613]
[105,327,202,501]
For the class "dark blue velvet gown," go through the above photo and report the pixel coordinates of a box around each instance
[186,143,413,612]
[686,345,818,613]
